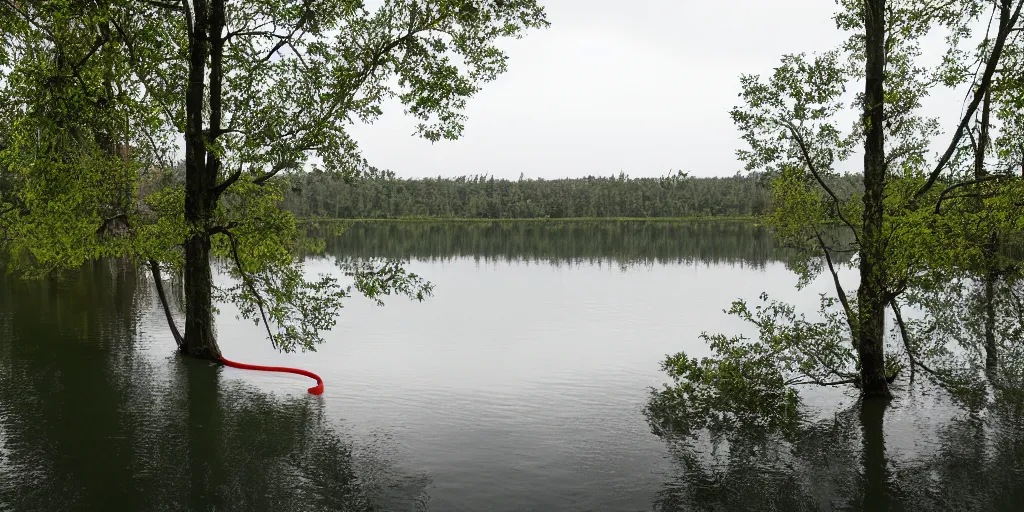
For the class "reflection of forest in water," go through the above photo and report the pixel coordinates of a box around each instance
[2,232,1023,510]
[647,392,1024,511]
[319,220,837,269]
[0,262,429,511]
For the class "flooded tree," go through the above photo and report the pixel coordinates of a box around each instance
[654,0,1024,414]
[0,1,549,357]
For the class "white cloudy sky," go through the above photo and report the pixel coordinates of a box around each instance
[345,0,972,180]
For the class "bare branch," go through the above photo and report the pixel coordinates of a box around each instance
[212,156,303,199]
[226,30,290,40]
[256,10,312,63]
[70,32,110,77]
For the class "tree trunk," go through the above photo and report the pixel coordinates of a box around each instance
[181,0,222,360]
[149,259,184,349]
[858,0,892,399]
[984,265,998,374]
[976,89,998,376]
[183,233,219,358]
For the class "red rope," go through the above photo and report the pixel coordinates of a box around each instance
[219,356,324,395]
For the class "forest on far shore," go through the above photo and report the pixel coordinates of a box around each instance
[279,170,863,219]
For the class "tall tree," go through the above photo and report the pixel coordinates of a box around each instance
[652,0,1024,416]
[859,0,890,397]
[0,0,549,357]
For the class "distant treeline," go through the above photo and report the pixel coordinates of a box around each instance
[280,171,864,219]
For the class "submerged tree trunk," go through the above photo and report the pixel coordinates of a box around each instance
[975,89,999,377]
[181,0,222,359]
[984,265,998,374]
[183,234,219,358]
[857,0,892,399]
[859,398,890,509]
[150,259,184,348]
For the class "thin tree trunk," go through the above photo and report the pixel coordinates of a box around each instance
[149,259,184,348]
[974,88,999,376]
[858,0,892,398]
[182,0,221,359]
[984,264,998,374]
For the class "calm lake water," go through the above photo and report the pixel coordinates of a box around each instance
[1,221,1023,511]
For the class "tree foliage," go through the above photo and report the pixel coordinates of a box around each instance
[279,169,816,219]
[652,0,1024,431]
[0,0,548,353]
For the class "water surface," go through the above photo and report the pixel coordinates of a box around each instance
[1,221,1022,511]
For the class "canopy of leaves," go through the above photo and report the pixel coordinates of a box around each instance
[653,0,1024,433]
[0,0,549,351]
[279,170,810,219]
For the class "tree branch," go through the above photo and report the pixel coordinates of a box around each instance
[219,228,279,350]
[891,299,939,379]
[255,1,313,63]
[149,259,185,349]
[253,160,298,185]
[0,0,59,41]
[108,17,178,125]
[913,0,1024,200]
[207,221,238,235]
[226,30,290,40]
[780,120,861,244]
[933,175,1007,214]
[211,158,301,199]
[70,32,110,77]
[816,231,857,337]
[142,0,182,11]
[211,169,241,198]
[788,377,859,386]
[181,0,195,39]
[322,16,445,124]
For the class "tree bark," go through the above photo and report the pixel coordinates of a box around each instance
[857,0,892,399]
[181,0,221,359]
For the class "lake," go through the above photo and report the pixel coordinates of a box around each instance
[1,221,1022,511]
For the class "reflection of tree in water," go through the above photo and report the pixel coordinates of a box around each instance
[646,388,1024,511]
[0,262,429,511]
[321,221,801,269]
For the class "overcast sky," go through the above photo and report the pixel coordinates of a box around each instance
[345,0,839,180]
[346,0,977,180]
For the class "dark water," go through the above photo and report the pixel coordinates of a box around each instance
[1,221,1022,511]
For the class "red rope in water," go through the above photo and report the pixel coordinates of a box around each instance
[219,356,324,395]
